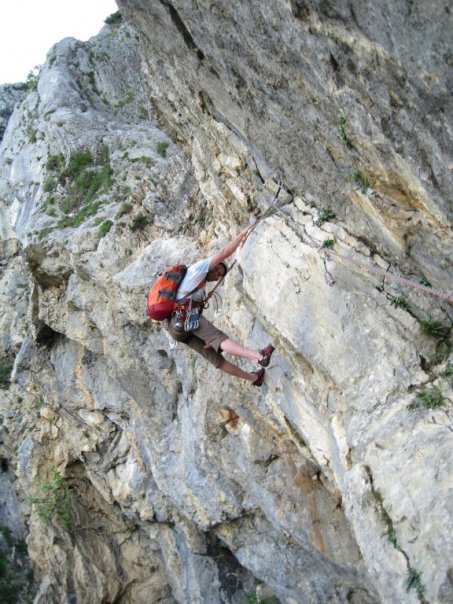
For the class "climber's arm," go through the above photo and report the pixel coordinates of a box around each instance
[209,225,253,269]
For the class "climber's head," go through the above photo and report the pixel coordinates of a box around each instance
[206,262,228,281]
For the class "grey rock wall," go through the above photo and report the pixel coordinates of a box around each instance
[0,3,452,604]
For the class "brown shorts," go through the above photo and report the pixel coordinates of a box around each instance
[166,315,228,368]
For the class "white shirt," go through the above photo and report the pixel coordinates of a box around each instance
[176,258,211,302]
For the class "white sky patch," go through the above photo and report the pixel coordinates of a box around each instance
[0,0,118,85]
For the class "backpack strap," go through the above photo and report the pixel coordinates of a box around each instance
[177,278,207,308]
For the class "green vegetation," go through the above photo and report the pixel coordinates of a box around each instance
[43,176,57,193]
[419,277,432,287]
[38,226,55,240]
[407,568,425,595]
[87,71,100,96]
[351,169,371,194]
[32,399,45,411]
[60,196,78,214]
[99,220,113,237]
[44,147,113,229]
[29,470,72,528]
[27,126,38,143]
[419,317,451,341]
[57,201,102,229]
[45,154,65,171]
[114,92,134,111]
[390,296,410,311]
[65,150,94,176]
[337,115,351,146]
[139,106,149,120]
[0,362,13,389]
[244,592,277,604]
[129,156,155,167]
[314,208,336,227]
[382,529,398,548]
[105,11,122,25]
[409,387,445,410]
[18,67,40,92]
[130,212,154,232]
[156,141,169,158]
[65,149,112,203]
[371,486,401,557]
[321,239,335,249]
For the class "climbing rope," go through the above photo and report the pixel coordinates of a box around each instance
[205,178,452,306]
[267,200,453,305]
[323,248,453,303]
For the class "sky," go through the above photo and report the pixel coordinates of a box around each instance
[0,0,119,85]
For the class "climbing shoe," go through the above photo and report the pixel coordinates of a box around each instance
[258,344,275,367]
[252,368,265,387]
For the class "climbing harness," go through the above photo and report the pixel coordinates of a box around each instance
[184,299,201,331]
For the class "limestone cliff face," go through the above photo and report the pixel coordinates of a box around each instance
[0,3,452,604]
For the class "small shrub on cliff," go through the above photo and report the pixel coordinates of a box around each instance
[351,169,371,194]
[130,212,154,232]
[0,362,13,389]
[419,277,432,287]
[314,208,335,227]
[407,567,425,595]
[337,115,351,147]
[245,592,277,604]
[18,66,40,92]
[45,146,113,225]
[27,126,38,143]
[156,141,169,158]
[390,296,410,311]
[64,151,93,178]
[57,201,102,229]
[382,528,398,549]
[105,11,122,25]
[419,316,451,341]
[45,153,65,171]
[408,387,444,410]
[99,220,113,237]
[43,176,57,194]
[29,470,72,528]
[321,239,335,249]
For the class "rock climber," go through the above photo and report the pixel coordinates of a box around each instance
[166,225,275,386]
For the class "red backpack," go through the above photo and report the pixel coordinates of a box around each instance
[146,264,187,321]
